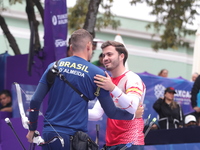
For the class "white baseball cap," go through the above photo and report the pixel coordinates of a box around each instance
[184,115,196,124]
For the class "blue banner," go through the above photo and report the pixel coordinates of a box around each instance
[44,0,67,60]
[144,142,200,150]
[138,72,194,120]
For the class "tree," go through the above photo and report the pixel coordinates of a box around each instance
[0,0,21,55]
[0,15,21,55]
[68,0,120,38]
[0,0,44,55]
[25,0,42,52]
[130,0,200,50]
[83,0,102,38]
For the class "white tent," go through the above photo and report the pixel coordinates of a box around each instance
[192,27,200,74]
[114,34,129,70]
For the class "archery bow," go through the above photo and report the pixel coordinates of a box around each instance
[14,82,44,148]
[14,82,64,148]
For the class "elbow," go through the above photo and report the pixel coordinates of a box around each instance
[125,106,137,114]
[127,109,135,114]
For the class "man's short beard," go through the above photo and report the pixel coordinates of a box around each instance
[105,66,112,71]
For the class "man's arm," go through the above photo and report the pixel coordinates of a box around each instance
[28,83,49,130]
[88,99,144,121]
[111,86,141,114]
[94,72,144,114]
[26,82,49,142]
[97,88,135,120]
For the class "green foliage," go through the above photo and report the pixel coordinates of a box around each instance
[68,0,89,32]
[0,0,22,13]
[68,0,120,33]
[9,0,22,5]
[130,0,200,50]
[96,2,120,30]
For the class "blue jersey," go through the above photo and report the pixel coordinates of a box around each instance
[29,56,133,135]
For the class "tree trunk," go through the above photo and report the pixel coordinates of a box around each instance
[25,0,41,52]
[0,15,21,55]
[83,0,102,38]
[32,0,44,25]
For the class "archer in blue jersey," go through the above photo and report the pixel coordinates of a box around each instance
[26,29,135,150]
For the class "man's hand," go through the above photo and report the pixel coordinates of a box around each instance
[135,103,144,118]
[193,106,200,113]
[26,130,35,143]
[94,71,115,92]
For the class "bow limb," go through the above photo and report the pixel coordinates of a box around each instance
[14,82,29,129]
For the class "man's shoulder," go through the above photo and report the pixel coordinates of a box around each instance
[126,71,139,77]
[88,63,105,75]
[125,71,142,81]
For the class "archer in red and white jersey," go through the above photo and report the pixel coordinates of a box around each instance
[89,41,146,150]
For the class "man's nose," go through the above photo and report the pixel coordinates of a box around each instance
[103,55,109,60]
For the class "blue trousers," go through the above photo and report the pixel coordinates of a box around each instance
[41,131,71,150]
[106,144,144,150]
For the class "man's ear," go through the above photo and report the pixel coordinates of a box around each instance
[70,45,72,50]
[120,53,124,61]
[86,42,92,51]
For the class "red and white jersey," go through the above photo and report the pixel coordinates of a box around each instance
[106,71,146,146]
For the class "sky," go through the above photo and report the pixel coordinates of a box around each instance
[67,0,200,30]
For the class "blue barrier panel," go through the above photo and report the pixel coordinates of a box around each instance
[144,143,200,150]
